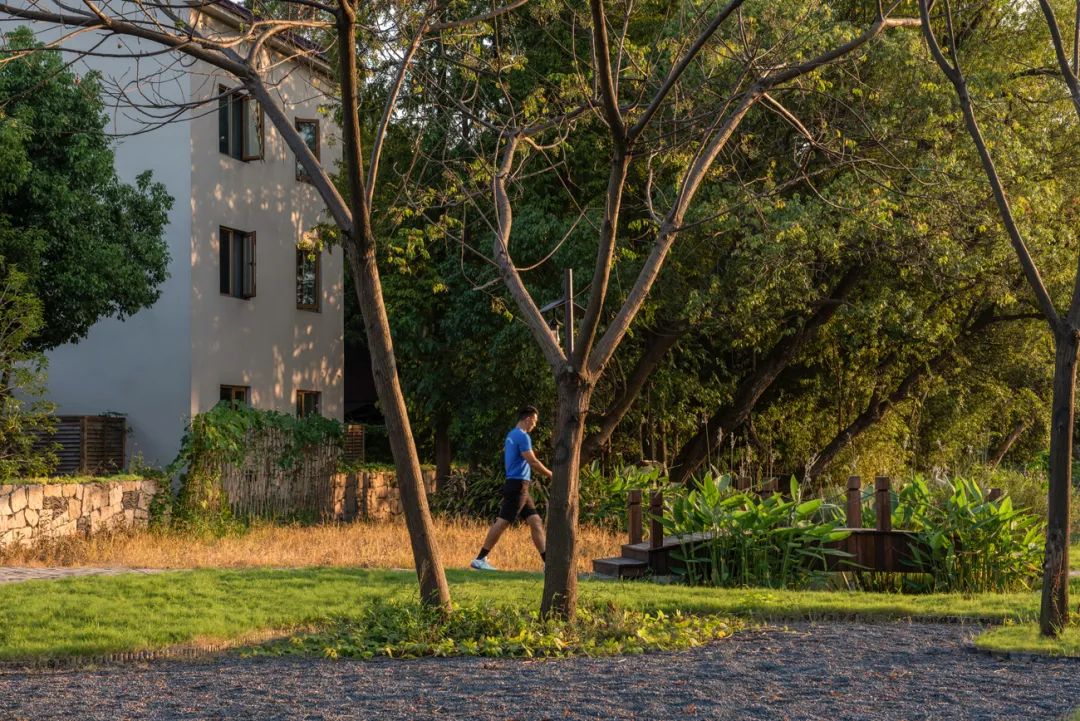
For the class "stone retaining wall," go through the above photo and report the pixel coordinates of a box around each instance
[0,480,159,548]
[329,470,437,522]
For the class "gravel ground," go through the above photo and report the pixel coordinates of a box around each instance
[0,622,1077,721]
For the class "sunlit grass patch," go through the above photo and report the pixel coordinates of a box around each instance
[975,623,1080,658]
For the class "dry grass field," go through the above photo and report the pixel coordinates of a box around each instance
[0,519,624,574]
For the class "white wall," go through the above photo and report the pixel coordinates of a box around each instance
[22,5,345,472]
[187,23,345,421]
[41,36,194,468]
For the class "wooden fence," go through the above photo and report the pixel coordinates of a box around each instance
[35,415,126,475]
[218,428,341,519]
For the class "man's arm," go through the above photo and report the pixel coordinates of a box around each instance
[521,449,553,480]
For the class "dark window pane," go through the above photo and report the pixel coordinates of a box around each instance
[231,94,244,160]
[218,91,230,154]
[219,228,231,294]
[232,234,243,297]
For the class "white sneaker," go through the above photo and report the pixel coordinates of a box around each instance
[470,558,497,571]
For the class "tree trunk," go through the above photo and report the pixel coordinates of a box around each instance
[435,415,452,492]
[336,3,449,611]
[580,325,685,467]
[806,354,941,481]
[988,419,1029,469]
[345,241,451,610]
[669,268,861,486]
[1041,329,1076,635]
[541,371,593,619]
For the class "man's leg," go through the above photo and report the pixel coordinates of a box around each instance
[480,518,511,553]
[474,482,523,569]
[526,514,546,557]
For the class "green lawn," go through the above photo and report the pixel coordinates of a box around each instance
[0,568,1072,662]
[975,623,1080,657]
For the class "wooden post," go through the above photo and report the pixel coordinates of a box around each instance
[875,476,892,532]
[846,476,862,528]
[649,489,664,550]
[78,416,88,474]
[628,489,643,545]
[988,487,1003,502]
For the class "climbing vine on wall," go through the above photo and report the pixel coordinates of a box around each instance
[164,404,345,532]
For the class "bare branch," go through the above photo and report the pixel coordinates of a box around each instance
[427,0,530,33]
[627,0,745,140]
[919,0,1062,332]
[588,0,625,143]
[492,134,567,367]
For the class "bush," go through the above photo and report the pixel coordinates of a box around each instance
[429,463,663,528]
[250,598,734,659]
[429,468,526,520]
[970,464,1080,538]
[661,475,850,589]
[0,265,56,480]
[892,476,1045,593]
[578,462,666,530]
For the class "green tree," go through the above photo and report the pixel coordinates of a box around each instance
[0,28,172,350]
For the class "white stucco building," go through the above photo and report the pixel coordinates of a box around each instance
[37,3,345,467]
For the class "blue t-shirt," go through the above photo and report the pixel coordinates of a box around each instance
[504,427,533,480]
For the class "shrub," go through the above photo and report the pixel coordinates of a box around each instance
[0,265,56,480]
[429,462,663,528]
[429,467,528,521]
[661,475,850,588]
[893,476,1044,593]
[578,462,666,530]
[250,598,734,659]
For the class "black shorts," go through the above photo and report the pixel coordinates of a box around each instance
[498,478,539,523]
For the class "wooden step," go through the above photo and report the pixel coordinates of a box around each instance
[593,556,648,579]
[622,532,713,561]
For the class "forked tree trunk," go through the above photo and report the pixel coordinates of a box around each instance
[1041,330,1076,634]
[541,372,593,619]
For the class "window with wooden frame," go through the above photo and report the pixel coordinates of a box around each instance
[296,248,320,311]
[294,118,320,182]
[296,390,321,418]
[219,385,250,406]
[218,85,264,161]
[219,227,257,299]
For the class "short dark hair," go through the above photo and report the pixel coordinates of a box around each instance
[518,405,539,421]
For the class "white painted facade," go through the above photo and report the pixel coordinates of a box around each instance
[37,6,345,467]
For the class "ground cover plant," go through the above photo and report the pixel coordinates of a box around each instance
[0,568,1071,663]
[253,598,734,660]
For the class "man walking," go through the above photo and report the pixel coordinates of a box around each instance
[471,405,551,571]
